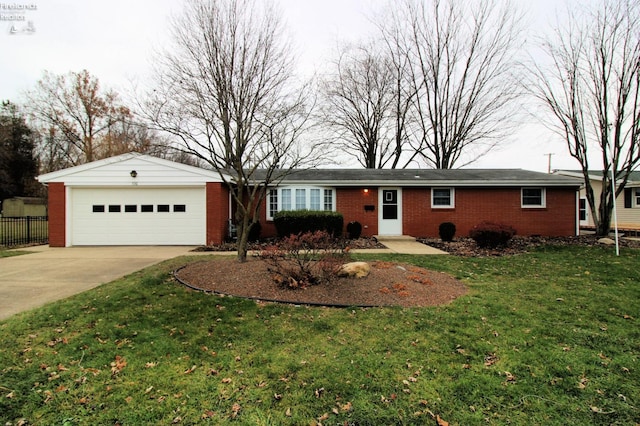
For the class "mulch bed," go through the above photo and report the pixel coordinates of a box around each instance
[175,258,467,308]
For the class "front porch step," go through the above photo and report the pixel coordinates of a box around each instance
[374,235,416,242]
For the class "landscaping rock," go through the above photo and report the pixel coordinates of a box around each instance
[337,262,371,278]
[597,237,616,245]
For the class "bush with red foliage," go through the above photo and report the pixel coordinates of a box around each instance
[469,221,516,249]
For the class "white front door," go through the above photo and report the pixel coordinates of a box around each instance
[378,188,402,235]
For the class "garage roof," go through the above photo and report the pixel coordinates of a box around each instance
[38,152,227,186]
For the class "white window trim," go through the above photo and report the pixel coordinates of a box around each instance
[431,187,455,208]
[522,187,546,208]
[267,186,336,220]
[634,188,640,207]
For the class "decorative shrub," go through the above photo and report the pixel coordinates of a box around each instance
[438,222,456,242]
[346,221,363,239]
[469,221,516,248]
[259,230,348,288]
[248,220,261,242]
[274,210,343,238]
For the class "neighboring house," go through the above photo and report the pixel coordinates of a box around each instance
[38,153,581,247]
[554,170,640,229]
[1,197,47,217]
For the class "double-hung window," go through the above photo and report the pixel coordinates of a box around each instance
[267,187,335,220]
[431,188,454,208]
[522,188,545,208]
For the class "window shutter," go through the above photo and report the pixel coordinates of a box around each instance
[624,188,632,208]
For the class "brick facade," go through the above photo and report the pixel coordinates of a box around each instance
[47,182,66,247]
[206,182,230,245]
[335,188,378,237]
[402,187,576,237]
[257,186,577,238]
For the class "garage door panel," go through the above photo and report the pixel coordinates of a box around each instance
[70,187,206,245]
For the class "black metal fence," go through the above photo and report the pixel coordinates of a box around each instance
[0,216,49,247]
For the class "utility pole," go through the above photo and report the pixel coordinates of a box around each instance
[544,153,554,173]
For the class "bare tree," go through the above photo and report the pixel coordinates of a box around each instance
[528,0,640,236]
[379,0,523,168]
[25,70,133,168]
[321,43,417,168]
[141,0,318,261]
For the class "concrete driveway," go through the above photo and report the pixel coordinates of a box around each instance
[0,245,200,321]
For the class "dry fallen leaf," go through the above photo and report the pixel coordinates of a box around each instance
[110,356,127,376]
[201,410,215,419]
[231,403,241,418]
[436,415,449,426]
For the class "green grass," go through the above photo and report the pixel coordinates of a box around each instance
[0,249,31,258]
[1,247,639,425]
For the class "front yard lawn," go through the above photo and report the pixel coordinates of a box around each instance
[1,246,638,425]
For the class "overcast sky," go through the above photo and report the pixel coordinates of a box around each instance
[1,0,579,172]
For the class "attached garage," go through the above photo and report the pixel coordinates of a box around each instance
[38,153,230,247]
[69,187,206,245]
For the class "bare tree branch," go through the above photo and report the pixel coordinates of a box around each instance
[527,0,640,235]
[139,0,319,261]
[379,0,524,169]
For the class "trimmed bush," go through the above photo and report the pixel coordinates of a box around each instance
[346,221,363,239]
[438,222,456,242]
[274,210,343,238]
[248,220,261,242]
[469,221,516,248]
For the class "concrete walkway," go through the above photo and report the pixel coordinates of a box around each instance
[0,245,200,321]
[372,235,448,255]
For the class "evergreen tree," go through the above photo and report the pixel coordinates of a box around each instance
[0,101,39,201]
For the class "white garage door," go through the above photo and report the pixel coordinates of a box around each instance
[70,187,206,245]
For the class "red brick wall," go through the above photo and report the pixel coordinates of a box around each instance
[48,182,66,247]
[257,186,577,239]
[402,187,577,237]
[206,182,230,245]
[336,188,378,237]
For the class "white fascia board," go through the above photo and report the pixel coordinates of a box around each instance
[273,179,581,187]
[38,153,229,184]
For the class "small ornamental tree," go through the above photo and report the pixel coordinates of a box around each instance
[259,231,348,288]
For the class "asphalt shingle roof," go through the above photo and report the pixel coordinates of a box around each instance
[260,168,581,187]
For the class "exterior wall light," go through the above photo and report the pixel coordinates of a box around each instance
[363,188,369,193]
[130,170,138,178]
